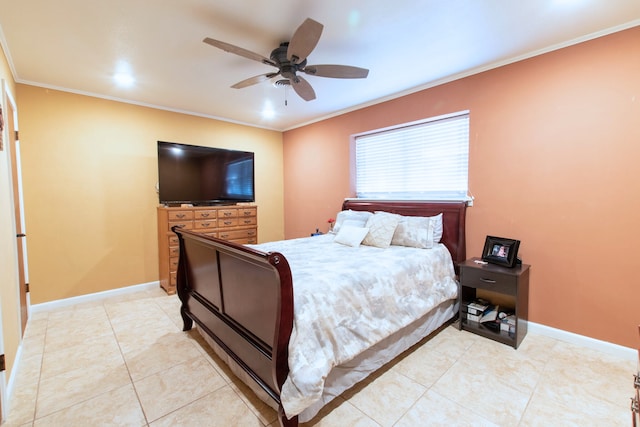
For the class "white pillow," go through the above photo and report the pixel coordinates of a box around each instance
[334,225,370,247]
[431,213,443,243]
[332,210,373,234]
[362,212,401,248]
[391,216,435,249]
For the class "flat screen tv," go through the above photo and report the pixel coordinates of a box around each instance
[157,141,255,206]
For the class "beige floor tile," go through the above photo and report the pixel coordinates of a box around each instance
[460,337,546,394]
[395,389,499,427]
[134,355,227,422]
[35,357,131,418]
[149,385,263,427]
[10,289,636,427]
[105,298,175,328]
[5,378,38,426]
[228,377,279,425]
[113,316,180,354]
[33,384,146,427]
[302,397,378,426]
[122,330,203,381]
[44,316,115,353]
[40,333,123,379]
[431,357,530,426]
[46,305,110,327]
[543,340,636,407]
[392,343,457,387]
[426,325,484,359]
[12,352,42,387]
[520,380,629,426]
[20,332,46,359]
[343,367,426,426]
[23,316,48,338]
[512,332,559,364]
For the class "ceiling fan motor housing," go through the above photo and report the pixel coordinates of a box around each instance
[271,42,306,81]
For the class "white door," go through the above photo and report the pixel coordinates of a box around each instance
[0,79,28,422]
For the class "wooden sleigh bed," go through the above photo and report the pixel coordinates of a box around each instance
[174,199,467,426]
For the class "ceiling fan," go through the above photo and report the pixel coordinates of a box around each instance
[203,18,369,101]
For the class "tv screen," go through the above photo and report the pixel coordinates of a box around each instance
[157,141,255,205]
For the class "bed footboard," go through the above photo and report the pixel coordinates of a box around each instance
[173,227,297,426]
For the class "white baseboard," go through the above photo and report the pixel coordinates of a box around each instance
[528,321,637,362]
[30,281,160,314]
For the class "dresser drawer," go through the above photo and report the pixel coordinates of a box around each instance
[168,220,193,231]
[195,210,217,219]
[460,266,517,295]
[218,228,257,241]
[168,235,179,246]
[237,216,257,226]
[169,246,179,257]
[239,208,257,217]
[218,209,238,219]
[168,210,194,221]
[194,219,217,230]
[218,218,239,228]
[169,257,179,271]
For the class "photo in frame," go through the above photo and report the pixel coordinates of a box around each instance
[481,235,520,268]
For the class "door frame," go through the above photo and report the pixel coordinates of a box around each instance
[0,78,28,422]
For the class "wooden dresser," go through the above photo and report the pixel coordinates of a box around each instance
[157,205,258,294]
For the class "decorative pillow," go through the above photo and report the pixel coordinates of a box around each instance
[332,210,373,234]
[391,216,435,249]
[361,212,401,248]
[334,225,370,247]
[431,213,443,243]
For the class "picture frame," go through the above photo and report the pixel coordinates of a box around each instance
[481,235,520,268]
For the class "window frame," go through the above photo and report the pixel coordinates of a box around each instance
[352,110,470,201]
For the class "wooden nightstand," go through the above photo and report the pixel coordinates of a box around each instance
[458,257,530,348]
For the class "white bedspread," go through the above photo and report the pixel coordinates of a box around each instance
[250,234,458,418]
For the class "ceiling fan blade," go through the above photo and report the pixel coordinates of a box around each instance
[303,64,369,79]
[231,73,279,89]
[203,37,276,67]
[287,18,323,64]
[291,75,316,101]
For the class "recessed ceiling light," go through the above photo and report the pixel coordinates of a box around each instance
[113,72,135,87]
[262,102,276,119]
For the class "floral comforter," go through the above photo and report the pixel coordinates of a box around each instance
[250,234,458,418]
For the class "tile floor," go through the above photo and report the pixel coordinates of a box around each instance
[4,287,636,426]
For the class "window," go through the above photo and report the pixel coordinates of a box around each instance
[225,158,254,197]
[354,111,469,200]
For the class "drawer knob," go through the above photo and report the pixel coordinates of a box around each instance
[224,212,232,216]
[224,221,232,225]
[201,222,210,227]
[221,234,229,238]
[201,213,210,217]
[480,278,496,284]
[176,214,185,218]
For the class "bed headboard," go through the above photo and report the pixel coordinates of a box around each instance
[341,199,467,268]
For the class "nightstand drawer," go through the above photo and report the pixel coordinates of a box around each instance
[461,267,517,295]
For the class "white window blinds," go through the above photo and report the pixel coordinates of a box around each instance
[355,111,469,200]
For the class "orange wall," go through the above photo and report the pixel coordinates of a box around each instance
[283,27,640,348]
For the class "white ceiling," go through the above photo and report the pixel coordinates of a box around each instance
[1,1,639,131]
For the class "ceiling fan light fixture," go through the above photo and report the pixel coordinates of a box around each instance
[273,79,291,87]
